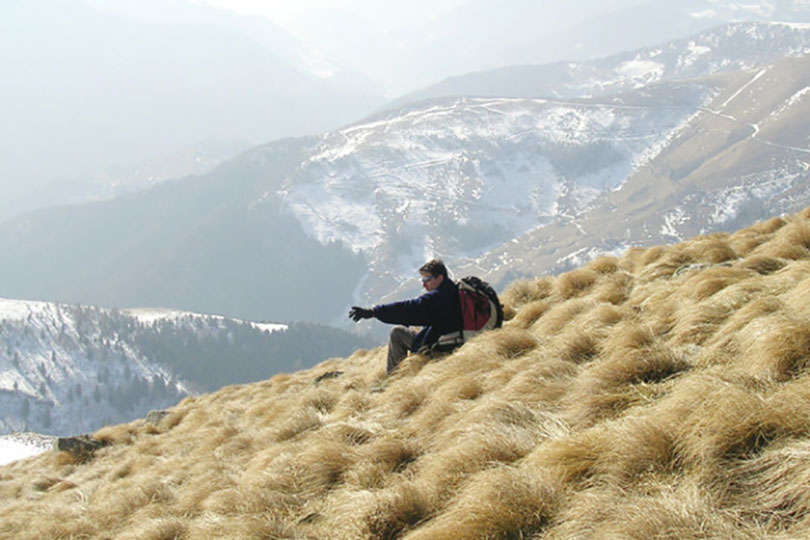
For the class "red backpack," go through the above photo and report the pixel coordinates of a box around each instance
[429,276,503,354]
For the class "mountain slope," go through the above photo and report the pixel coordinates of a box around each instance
[282,82,714,303]
[3,207,810,538]
[0,140,366,323]
[0,298,372,436]
[473,52,810,288]
[0,299,188,436]
[388,21,810,108]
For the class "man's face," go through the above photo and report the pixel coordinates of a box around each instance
[420,272,443,292]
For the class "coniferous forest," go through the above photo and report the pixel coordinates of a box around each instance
[0,303,375,434]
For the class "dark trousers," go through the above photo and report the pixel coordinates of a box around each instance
[387,326,418,373]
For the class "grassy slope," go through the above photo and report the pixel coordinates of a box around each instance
[4,208,810,539]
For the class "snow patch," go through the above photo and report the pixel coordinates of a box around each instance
[787,86,810,108]
[556,244,630,270]
[680,41,712,69]
[616,59,665,86]
[661,207,689,240]
[0,433,52,466]
[283,97,696,257]
[0,298,51,322]
[717,68,768,111]
[771,86,810,120]
[252,322,289,333]
[0,299,284,435]
[706,172,799,227]
[124,308,287,333]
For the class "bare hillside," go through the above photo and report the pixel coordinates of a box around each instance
[4,208,810,539]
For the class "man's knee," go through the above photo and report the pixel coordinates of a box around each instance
[387,326,416,373]
[390,326,416,349]
[390,325,409,340]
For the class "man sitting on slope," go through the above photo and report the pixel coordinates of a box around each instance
[349,259,462,374]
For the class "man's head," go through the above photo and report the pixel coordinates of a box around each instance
[419,259,447,291]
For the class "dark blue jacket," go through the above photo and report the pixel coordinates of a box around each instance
[372,277,462,351]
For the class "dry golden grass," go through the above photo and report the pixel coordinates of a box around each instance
[7,208,810,538]
[500,276,554,311]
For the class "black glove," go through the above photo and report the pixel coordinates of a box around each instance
[349,306,373,322]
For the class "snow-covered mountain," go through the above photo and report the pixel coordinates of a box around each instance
[279,83,712,302]
[0,298,370,437]
[0,299,189,436]
[341,0,810,96]
[472,54,810,287]
[276,21,810,304]
[390,21,810,107]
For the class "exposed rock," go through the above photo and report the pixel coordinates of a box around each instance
[313,371,343,385]
[146,410,170,426]
[53,435,109,461]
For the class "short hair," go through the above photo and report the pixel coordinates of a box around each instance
[419,259,448,279]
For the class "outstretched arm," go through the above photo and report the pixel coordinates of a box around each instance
[372,292,436,327]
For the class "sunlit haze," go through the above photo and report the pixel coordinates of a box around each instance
[200,0,468,29]
[3,0,809,225]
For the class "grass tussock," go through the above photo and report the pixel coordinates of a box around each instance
[7,208,810,538]
[591,270,634,304]
[406,466,562,540]
[670,301,732,345]
[671,380,809,473]
[737,254,787,274]
[500,276,554,310]
[682,266,752,300]
[361,481,436,539]
[116,517,187,540]
[781,273,810,318]
[530,297,595,336]
[556,267,600,299]
[675,233,738,265]
[347,436,422,489]
[586,255,621,274]
[725,439,810,528]
[564,337,689,427]
[554,324,602,365]
[525,428,609,487]
[509,299,550,328]
[780,219,810,250]
[738,315,810,381]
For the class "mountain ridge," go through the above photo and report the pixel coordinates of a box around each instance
[384,21,810,109]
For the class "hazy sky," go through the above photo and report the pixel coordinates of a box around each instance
[200,0,469,30]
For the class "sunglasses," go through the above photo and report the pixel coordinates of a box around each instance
[420,275,436,283]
